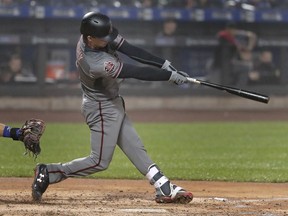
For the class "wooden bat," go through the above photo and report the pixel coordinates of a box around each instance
[187,78,269,104]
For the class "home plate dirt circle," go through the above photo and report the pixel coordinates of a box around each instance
[0,178,287,216]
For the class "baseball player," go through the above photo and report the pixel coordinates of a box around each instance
[32,12,193,204]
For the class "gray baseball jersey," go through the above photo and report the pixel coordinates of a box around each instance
[46,34,154,183]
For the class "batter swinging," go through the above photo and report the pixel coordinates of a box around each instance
[32,12,193,204]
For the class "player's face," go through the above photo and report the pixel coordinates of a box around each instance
[87,36,108,49]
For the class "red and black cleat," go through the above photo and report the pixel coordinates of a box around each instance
[156,191,193,204]
[155,184,193,204]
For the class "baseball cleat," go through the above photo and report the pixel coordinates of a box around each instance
[155,184,193,204]
[31,164,49,202]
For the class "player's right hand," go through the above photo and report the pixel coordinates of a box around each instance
[168,71,188,85]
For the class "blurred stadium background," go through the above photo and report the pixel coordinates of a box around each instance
[0,0,288,110]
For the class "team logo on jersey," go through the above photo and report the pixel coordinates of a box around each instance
[104,61,115,75]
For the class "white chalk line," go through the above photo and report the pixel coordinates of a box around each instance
[205,197,288,203]
[240,197,288,203]
[119,208,167,213]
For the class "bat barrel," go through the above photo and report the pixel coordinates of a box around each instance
[236,89,269,104]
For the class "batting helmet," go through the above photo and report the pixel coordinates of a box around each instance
[80,12,118,42]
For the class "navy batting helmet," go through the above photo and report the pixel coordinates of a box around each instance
[80,12,118,42]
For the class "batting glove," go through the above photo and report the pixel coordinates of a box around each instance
[169,71,188,85]
[161,60,177,72]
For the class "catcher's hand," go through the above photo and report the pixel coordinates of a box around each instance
[19,119,45,158]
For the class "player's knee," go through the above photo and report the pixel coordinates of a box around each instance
[90,154,111,171]
[97,161,110,171]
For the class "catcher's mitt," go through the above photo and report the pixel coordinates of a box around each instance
[19,119,45,158]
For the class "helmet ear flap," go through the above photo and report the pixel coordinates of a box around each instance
[80,12,118,42]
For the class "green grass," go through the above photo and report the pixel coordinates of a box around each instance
[0,122,287,182]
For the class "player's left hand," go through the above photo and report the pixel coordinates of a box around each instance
[19,119,45,158]
[162,60,177,72]
[162,60,189,76]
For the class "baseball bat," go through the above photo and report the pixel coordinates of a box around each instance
[187,77,269,104]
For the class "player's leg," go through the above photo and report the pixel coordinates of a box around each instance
[32,97,125,201]
[117,115,193,204]
[117,115,154,175]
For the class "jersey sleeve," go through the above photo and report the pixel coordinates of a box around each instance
[116,38,165,68]
[110,34,165,68]
[110,34,125,50]
[86,52,123,79]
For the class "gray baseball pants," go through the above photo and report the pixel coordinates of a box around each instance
[46,96,154,184]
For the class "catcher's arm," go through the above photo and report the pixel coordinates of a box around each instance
[0,123,6,136]
[1,123,22,139]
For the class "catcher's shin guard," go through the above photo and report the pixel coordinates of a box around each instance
[146,164,193,204]
[32,164,49,202]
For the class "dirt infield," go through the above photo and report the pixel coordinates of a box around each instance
[1,109,288,215]
[0,178,287,216]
